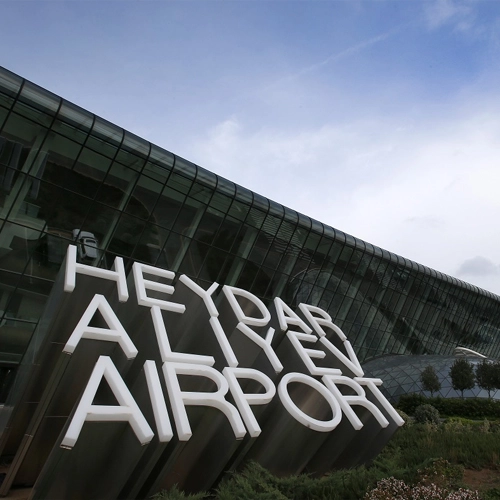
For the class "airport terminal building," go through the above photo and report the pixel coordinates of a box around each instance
[0,66,500,498]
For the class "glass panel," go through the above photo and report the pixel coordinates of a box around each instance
[124,174,163,221]
[130,224,172,269]
[57,100,94,139]
[31,136,82,191]
[142,161,172,185]
[34,229,73,280]
[0,68,23,99]
[171,198,204,236]
[0,107,9,131]
[0,111,48,149]
[235,260,261,291]
[0,220,45,274]
[167,171,192,195]
[246,206,266,230]
[91,116,123,151]
[216,178,236,199]
[152,186,185,230]
[213,216,242,252]
[192,210,222,246]
[248,233,271,266]
[249,267,273,299]
[195,167,217,189]
[228,198,250,222]
[95,161,139,208]
[72,147,113,198]
[10,101,53,128]
[107,213,146,259]
[120,132,149,165]
[178,240,210,278]
[161,231,183,272]
[174,156,197,180]
[82,203,120,253]
[215,252,236,285]
[235,185,253,206]
[19,81,60,117]
[149,145,175,171]
[198,247,229,282]
[114,147,146,173]
[189,181,213,204]
[36,181,92,234]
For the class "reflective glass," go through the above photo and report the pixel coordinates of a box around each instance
[124,174,163,220]
[2,66,500,376]
[0,107,9,131]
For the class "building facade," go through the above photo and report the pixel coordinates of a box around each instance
[1,66,499,401]
[0,66,499,497]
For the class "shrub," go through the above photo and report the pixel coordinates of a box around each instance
[364,477,409,499]
[398,394,427,414]
[414,404,440,425]
[398,395,500,419]
[151,485,208,500]
[397,409,413,427]
[479,418,491,433]
[442,418,468,434]
[364,476,480,500]
[390,423,500,469]
[216,461,287,500]
[418,459,463,489]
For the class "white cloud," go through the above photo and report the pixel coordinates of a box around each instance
[189,95,500,295]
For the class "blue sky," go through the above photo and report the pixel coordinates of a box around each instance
[2,0,500,293]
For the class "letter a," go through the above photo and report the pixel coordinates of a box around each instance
[61,356,153,448]
[63,294,138,359]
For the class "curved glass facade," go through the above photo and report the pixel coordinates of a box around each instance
[364,354,500,402]
[1,66,500,403]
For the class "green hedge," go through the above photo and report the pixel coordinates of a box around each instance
[397,394,500,419]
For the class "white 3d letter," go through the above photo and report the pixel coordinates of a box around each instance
[133,262,185,313]
[61,356,153,449]
[236,323,283,373]
[223,367,276,437]
[322,375,389,430]
[144,360,174,442]
[150,306,214,366]
[298,304,346,340]
[64,245,128,301]
[278,372,342,432]
[273,297,312,333]
[223,285,270,327]
[162,362,246,441]
[286,330,341,376]
[63,294,138,359]
[179,275,219,317]
[354,377,405,427]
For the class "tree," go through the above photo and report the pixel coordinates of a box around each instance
[449,358,475,398]
[494,361,500,393]
[475,359,499,399]
[420,365,441,397]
